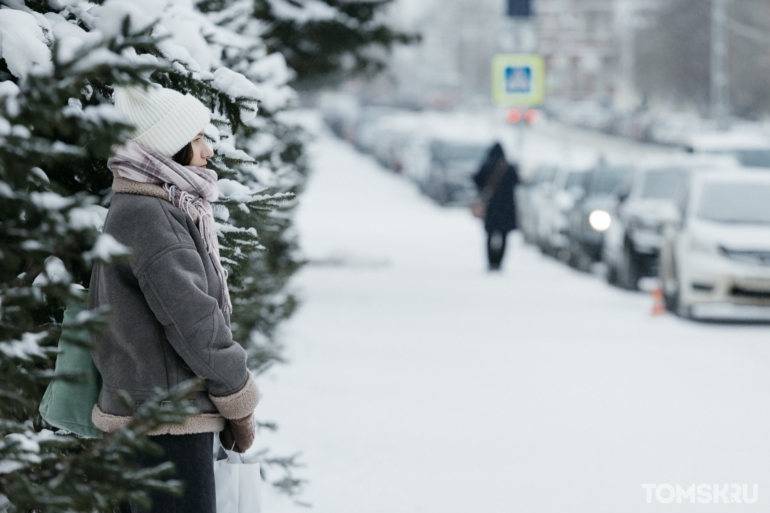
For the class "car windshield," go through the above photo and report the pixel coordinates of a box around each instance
[696,182,770,225]
[588,166,632,195]
[640,168,689,199]
[707,149,770,168]
[432,142,488,165]
[733,150,770,168]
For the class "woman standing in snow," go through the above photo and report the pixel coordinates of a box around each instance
[89,85,259,513]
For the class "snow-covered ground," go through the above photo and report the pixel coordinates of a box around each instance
[258,114,770,512]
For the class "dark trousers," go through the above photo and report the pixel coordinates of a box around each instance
[487,230,508,270]
[123,432,216,513]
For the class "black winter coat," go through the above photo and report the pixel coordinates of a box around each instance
[473,150,519,233]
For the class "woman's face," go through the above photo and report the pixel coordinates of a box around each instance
[190,131,213,167]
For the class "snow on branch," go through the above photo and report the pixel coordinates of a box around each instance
[0,10,53,79]
[266,0,340,25]
[0,332,50,361]
[213,67,262,104]
[83,234,132,264]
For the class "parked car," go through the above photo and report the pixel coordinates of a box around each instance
[370,114,422,173]
[648,113,708,147]
[420,140,489,206]
[627,110,658,142]
[560,100,615,133]
[353,106,398,153]
[401,136,432,185]
[320,93,360,141]
[567,159,634,270]
[659,170,770,320]
[517,165,558,245]
[685,132,770,169]
[538,167,590,259]
[602,156,734,289]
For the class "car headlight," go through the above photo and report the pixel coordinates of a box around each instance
[589,210,612,232]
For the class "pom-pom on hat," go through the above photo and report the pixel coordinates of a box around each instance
[114,85,210,156]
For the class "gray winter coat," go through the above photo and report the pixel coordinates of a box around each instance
[89,178,258,435]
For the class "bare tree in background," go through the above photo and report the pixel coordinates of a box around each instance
[636,0,770,118]
[635,0,711,114]
[727,0,770,118]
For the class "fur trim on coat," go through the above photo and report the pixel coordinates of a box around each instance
[209,372,260,420]
[92,405,226,435]
[91,374,259,436]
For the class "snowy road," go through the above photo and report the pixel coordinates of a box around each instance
[259,116,770,512]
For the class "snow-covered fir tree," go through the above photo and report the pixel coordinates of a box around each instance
[0,0,294,508]
[252,0,418,88]
[196,0,417,357]
[0,5,217,511]
[0,0,415,508]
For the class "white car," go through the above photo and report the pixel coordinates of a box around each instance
[659,170,770,320]
[517,165,558,245]
[685,131,770,169]
[539,167,589,258]
[603,155,738,290]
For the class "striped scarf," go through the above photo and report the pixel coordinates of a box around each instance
[108,140,232,316]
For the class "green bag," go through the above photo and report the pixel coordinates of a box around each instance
[39,295,103,439]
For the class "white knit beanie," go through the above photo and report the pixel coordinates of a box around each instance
[114,85,210,156]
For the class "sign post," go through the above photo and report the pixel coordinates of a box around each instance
[492,54,545,161]
[492,54,545,107]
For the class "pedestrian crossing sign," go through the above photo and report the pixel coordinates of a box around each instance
[492,54,545,106]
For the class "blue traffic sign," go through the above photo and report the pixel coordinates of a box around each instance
[492,54,545,106]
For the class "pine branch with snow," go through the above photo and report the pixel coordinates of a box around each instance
[251,0,419,88]
[0,4,216,510]
[1,0,415,503]
[1,0,307,502]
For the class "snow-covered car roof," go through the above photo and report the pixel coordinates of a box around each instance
[693,168,770,185]
[636,153,740,171]
[685,131,770,152]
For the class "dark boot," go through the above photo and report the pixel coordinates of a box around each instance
[487,231,507,271]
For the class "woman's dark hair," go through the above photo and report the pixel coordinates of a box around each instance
[172,142,193,166]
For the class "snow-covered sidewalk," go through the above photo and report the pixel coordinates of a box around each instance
[259,116,770,512]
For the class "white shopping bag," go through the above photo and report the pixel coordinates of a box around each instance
[215,446,261,513]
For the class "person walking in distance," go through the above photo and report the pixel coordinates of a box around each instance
[89,85,259,513]
[472,143,519,271]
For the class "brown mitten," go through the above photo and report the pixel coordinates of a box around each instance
[219,413,255,453]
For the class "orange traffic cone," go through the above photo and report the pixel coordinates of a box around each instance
[651,287,666,316]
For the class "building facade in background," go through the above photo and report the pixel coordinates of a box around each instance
[382,0,512,107]
[377,0,770,120]
[380,0,665,109]
[536,0,660,106]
